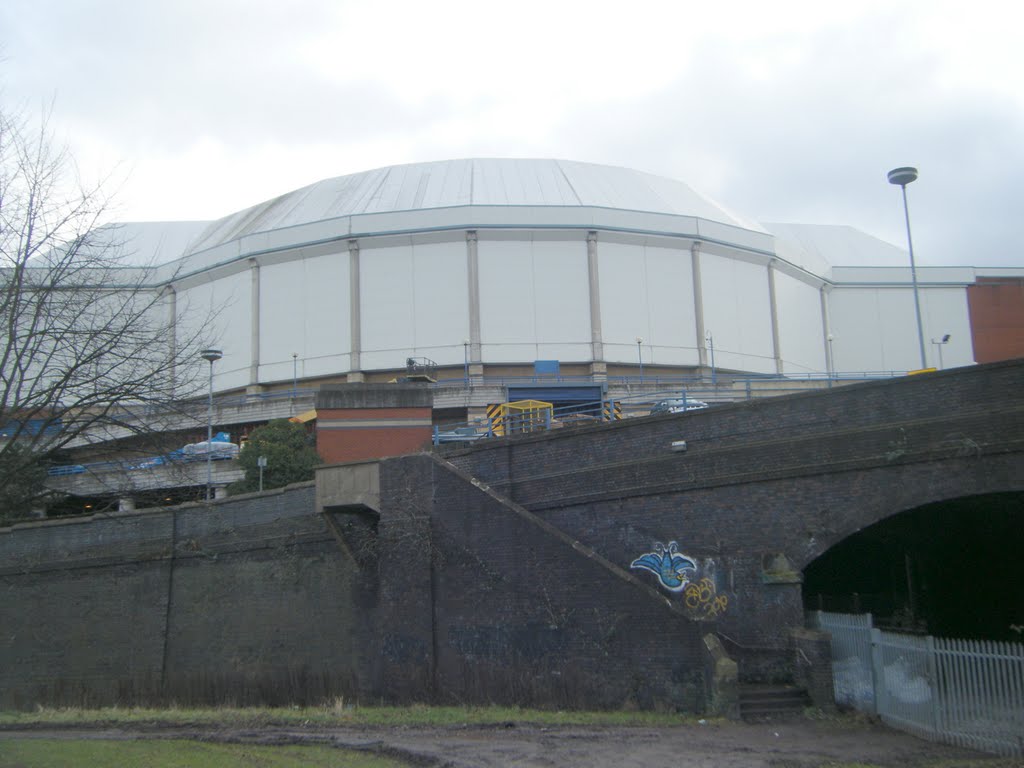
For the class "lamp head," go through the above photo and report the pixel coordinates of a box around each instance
[200,348,223,363]
[887,167,918,186]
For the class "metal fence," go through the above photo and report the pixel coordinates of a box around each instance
[811,611,1024,757]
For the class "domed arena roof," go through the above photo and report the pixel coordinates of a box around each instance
[187,158,766,254]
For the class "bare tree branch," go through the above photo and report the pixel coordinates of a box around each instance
[0,104,213,519]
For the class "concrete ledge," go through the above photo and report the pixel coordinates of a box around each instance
[317,384,433,410]
[316,460,381,514]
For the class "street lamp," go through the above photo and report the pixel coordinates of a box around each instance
[200,348,222,501]
[705,330,716,387]
[462,339,470,385]
[888,166,928,370]
[931,333,950,370]
[636,337,644,381]
[291,352,298,398]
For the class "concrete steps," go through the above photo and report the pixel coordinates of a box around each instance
[739,684,811,721]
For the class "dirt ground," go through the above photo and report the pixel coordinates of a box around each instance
[1,717,1008,767]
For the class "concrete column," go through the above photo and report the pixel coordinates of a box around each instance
[586,231,606,380]
[248,258,261,390]
[214,486,229,500]
[820,284,834,376]
[163,285,178,394]
[466,231,483,383]
[767,260,784,375]
[348,240,364,383]
[691,242,708,369]
[118,497,136,512]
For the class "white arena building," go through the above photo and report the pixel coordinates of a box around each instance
[128,157,1017,397]
[39,157,1024,507]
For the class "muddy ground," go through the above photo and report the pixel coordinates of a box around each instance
[1,716,1009,767]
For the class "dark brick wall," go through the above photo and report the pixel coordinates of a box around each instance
[3,361,1021,711]
[0,484,371,709]
[425,455,705,710]
[438,360,1024,678]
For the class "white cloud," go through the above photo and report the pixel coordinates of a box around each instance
[1,0,1021,264]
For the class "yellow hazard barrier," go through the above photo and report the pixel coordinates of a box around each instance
[603,400,622,421]
[487,400,553,436]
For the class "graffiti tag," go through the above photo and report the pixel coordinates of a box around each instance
[684,577,729,619]
[630,541,697,592]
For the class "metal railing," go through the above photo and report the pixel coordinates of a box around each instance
[811,611,1024,757]
[432,388,708,445]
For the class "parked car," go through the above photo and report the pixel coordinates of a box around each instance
[181,432,240,459]
[650,398,709,415]
[435,426,486,443]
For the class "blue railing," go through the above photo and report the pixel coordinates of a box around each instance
[47,449,238,477]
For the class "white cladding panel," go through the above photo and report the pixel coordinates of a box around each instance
[830,285,974,373]
[919,287,975,369]
[774,271,826,373]
[599,242,699,366]
[259,250,350,383]
[700,254,775,374]
[360,241,468,370]
[478,238,591,362]
[177,271,251,391]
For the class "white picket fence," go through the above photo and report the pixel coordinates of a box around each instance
[810,611,1024,757]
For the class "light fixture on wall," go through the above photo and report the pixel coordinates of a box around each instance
[931,333,951,370]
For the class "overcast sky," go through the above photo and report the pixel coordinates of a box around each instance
[2,1,1021,266]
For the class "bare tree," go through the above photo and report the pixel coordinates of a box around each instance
[0,105,210,520]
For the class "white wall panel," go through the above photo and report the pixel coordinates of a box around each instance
[177,271,250,392]
[360,240,468,370]
[409,241,468,365]
[259,250,350,384]
[920,287,975,369]
[700,254,775,374]
[830,285,974,373]
[599,242,698,366]
[774,271,826,373]
[478,238,590,363]
[830,287,915,373]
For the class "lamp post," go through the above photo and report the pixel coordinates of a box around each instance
[931,333,950,370]
[462,339,469,385]
[635,337,644,381]
[888,167,928,370]
[705,330,716,387]
[200,348,222,501]
[257,456,267,492]
[291,352,298,398]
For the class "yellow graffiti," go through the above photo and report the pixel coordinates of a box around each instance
[683,577,728,618]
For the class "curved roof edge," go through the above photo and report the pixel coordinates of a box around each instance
[186,159,769,255]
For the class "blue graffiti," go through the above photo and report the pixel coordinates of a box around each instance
[630,541,697,592]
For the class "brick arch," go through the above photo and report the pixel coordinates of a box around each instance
[796,456,1024,573]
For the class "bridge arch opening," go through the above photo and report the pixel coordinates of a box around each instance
[802,491,1024,642]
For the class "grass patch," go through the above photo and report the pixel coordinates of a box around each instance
[0,739,410,768]
[0,703,698,729]
[809,762,1022,768]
